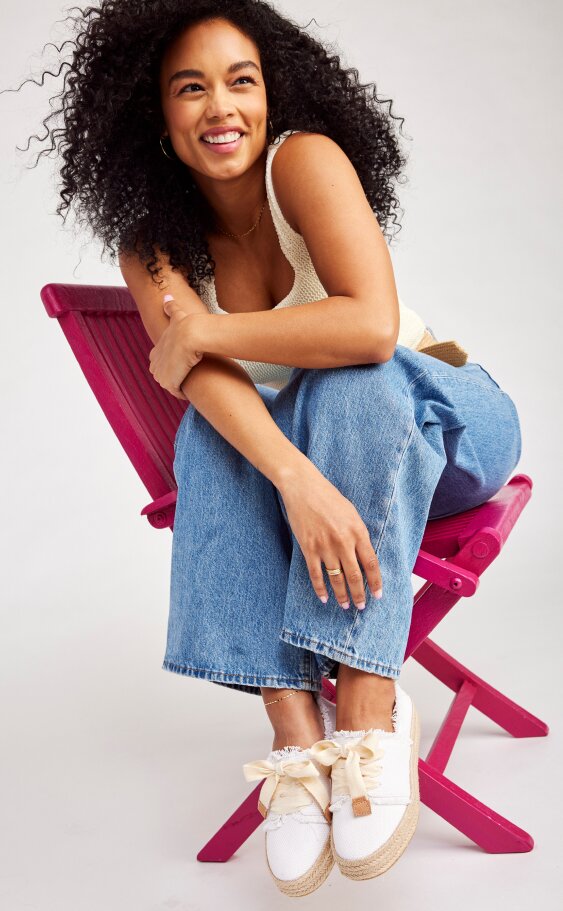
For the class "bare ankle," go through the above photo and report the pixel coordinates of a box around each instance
[261,688,325,751]
[335,666,396,733]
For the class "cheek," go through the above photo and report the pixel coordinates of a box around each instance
[173,107,198,130]
[242,91,268,119]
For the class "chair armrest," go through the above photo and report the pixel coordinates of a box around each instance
[141,490,177,530]
[413,550,479,596]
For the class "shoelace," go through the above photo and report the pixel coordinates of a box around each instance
[309,731,390,817]
[261,803,330,833]
[243,755,332,828]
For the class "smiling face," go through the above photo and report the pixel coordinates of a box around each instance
[159,17,269,186]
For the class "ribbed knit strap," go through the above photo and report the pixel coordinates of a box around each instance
[243,756,332,821]
[416,328,437,350]
[416,336,469,367]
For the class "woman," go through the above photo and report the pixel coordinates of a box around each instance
[14,0,521,897]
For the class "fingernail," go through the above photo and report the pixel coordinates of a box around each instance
[357,601,366,610]
[340,601,350,609]
[163,294,174,302]
[373,588,383,599]
[320,595,328,603]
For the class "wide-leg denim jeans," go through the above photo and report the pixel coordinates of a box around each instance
[163,345,522,696]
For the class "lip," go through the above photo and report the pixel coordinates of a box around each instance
[201,126,245,138]
[200,133,245,155]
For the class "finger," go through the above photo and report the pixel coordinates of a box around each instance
[338,549,369,610]
[172,385,189,400]
[355,531,383,599]
[305,554,330,604]
[322,553,351,609]
[163,294,176,315]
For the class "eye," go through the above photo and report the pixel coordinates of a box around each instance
[179,75,257,94]
[179,82,204,94]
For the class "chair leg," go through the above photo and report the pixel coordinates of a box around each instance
[197,641,547,861]
[419,759,534,852]
[197,782,263,863]
[413,638,549,738]
[410,636,544,853]
[197,735,536,862]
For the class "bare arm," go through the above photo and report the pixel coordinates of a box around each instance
[194,294,392,369]
[118,248,312,491]
[176,132,402,369]
[119,246,384,608]
[178,353,312,488]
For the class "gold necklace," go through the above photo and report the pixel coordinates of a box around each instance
[216,198,267,238]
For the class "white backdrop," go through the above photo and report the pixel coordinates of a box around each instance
[1,2,560,909]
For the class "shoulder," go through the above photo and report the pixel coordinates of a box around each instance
[270,132,357,234]
[272,130,343,160]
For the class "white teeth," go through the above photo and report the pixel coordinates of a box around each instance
[202,131,242,144]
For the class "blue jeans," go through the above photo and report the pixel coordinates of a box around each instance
[163,345,522,696]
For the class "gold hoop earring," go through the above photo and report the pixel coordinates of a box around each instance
[160,135,175,160]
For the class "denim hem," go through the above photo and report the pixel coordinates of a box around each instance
[279,630,402,679]
[161,658,322,697]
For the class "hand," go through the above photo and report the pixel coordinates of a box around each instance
[278,463,383,610]
[148,296,204,399]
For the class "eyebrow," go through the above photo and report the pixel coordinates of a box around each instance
[168,59,260,86]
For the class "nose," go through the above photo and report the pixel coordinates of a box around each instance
[204,83,237,122]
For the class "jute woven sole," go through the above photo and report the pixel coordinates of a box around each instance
[266,831,335,897]
[331,706,421,880]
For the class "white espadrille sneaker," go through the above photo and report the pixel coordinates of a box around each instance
[309,681,420,880]
[242,744,334,896]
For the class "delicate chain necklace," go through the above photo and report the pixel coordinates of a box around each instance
[216,197,267,238]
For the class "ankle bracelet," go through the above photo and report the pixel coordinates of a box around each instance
[264,691,303,707]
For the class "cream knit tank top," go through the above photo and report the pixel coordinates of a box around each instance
[199,130,428,389]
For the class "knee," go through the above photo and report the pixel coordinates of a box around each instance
[300,360,411,427]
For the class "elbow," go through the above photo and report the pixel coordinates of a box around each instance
[377,334,397,363]
[362,327,398,364]
[359,303,399,364]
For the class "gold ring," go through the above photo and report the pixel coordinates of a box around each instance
[326,567,343,576]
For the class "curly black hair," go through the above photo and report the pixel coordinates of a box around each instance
[5,0,411,295]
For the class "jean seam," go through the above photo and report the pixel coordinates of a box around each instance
[280,629,401,675]
[162,658,319,689]
[343,409,418,652]
[408,370,507,396]
[343,364,505,652]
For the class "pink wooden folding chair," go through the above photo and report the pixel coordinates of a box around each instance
[42,281,547,859]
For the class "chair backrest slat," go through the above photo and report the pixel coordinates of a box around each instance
[41,282,189,501]
[42,282,532,559]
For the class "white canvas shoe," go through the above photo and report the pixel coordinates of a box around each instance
[309,681,420,880]
[243,744,334,896]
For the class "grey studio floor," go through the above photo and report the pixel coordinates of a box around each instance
[2,525,559,911]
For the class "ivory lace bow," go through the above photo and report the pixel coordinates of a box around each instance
[243,756,332,823]
[309,731,387,818]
